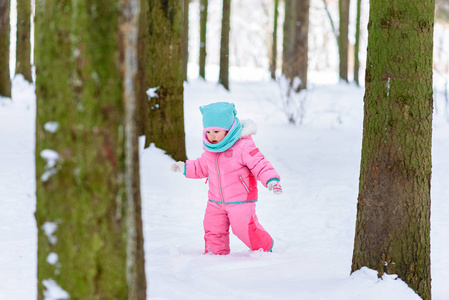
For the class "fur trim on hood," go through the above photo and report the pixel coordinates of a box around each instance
[240,119,257,137]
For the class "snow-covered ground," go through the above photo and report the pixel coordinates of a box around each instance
[0,69,448,299]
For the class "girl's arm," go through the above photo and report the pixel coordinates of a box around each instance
[185,152,209,179]
[242,140,280,187]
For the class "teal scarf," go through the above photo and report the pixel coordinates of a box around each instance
[204,118,242,153]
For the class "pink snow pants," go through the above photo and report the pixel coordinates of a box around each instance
[203,201,273,255]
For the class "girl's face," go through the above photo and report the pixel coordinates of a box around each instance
[206,130,228,144]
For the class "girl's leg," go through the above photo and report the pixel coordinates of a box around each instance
[203,201,231,255]
[227,203,273,252]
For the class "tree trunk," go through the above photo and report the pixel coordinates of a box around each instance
[137,0,149,136]
[270,0,279,79]
[338,0,350,82]
[353,0,362,85]
[144,0,187,162]
[351,1,435,299]
[0,0,11,97]
[199,0,208,79]
[282,0,295,78]
[219,0,231,90]
[182,0,189,81]
[292,0,310,91]
[35,0,146,299]
[16,0,32,82]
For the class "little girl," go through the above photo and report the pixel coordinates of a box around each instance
[171,102,282,255]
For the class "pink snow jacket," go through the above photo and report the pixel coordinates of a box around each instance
[185,120,280,204]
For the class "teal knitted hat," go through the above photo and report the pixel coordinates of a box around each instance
[200,102,237,130]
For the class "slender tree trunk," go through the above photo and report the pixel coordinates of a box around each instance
[351,1,435,299]
[292,0,310,91]
[282,0,295,78]
[182,0,189,81]
[0,0,11,97]
[35,0,146,298]
[145,0,187,162]
[199,0,208,79]
[16,0,32,82]
[339,0,350,82]
[120,0,147,297]
[270,0,279,79]
[137,0,149,136]
[353,0,362,85]
[219,0,231,90]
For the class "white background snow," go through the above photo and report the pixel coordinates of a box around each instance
[1,0,449,299]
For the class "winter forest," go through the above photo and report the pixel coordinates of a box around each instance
[1,0,449,299]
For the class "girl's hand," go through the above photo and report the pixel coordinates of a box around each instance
[268,181,283,195]
[170,161,185,174]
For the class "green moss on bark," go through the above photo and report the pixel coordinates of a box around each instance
[35,0,145,299]
[351,1,434,299]
[144,0,187,161]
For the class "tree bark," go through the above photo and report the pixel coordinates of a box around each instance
[16,0,32,82]
[199,0,208,79]
[270,0,279,79]
[182,0,189,81]
[137,0,149,136]
[351,1,435,299]
[338,0,350,82]
[0,0,11,97]
[282,0,295,78]
[35,0,146,298]
[219,0,231,90]
[292,0,310,91]
[353,0,362,85]
[144,0,187,162]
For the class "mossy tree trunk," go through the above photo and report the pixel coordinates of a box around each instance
[353,0,362,85]
[0,0,11,97]
[16,0,32,82]
[144,0,187,162]
[219,0,231,91]
[338,0,350,82]
[351,1,435,299]
[35,0,146,299]
[269,0,279,80]
[199,0,208,79]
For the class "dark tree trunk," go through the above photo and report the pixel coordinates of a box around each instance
[351,1,435,299]
[282,0,295,78]
[292,0,310,91]
[353,0,362,85]
[182,0,189,81]
[35,0,146,298]
[16,0,32,82]
[338,0,350,82]
[219,0,231,90]
[199,0,208,79]
[144,0,187,162]
[282,0,310,92]
[0,0,11,97]
[270,0,279,79]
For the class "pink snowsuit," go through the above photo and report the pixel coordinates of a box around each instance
[185,121,280,254]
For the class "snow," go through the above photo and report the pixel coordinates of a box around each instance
[41,222,58,245]
[42,279,69,300]
[1,71,448,299]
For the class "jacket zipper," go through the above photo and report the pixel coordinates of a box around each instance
[216,153,224,203]
[238,176,250,193]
